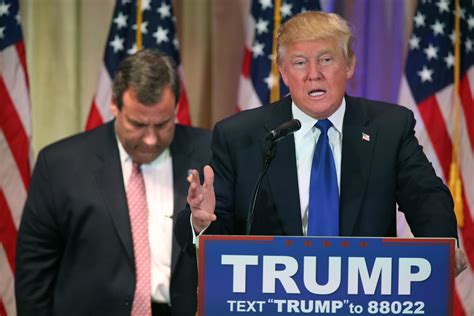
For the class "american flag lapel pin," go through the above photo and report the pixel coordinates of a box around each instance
[362,133,370,142]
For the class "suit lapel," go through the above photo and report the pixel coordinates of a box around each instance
[265,98,303,235]
[339,97,377,236]
[91,122,134,262]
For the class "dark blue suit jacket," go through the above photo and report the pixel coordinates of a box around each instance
[15,122,211,316]
[176,95,457,249]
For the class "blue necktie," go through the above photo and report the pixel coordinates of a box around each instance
[307,119,339,236]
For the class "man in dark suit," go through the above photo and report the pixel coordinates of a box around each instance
[176,12,466,276]
[15,49,211,315]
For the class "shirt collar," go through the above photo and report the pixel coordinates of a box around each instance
[291,97,346,136]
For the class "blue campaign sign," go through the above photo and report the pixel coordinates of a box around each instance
[198,236,454,316]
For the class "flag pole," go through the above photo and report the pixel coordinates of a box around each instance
[136,0,143,50]
[270,0,282,102]
[448,0,463,227]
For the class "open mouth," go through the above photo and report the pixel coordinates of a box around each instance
[308,89,326,97]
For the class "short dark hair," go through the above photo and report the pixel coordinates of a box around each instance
[112,49,181,109]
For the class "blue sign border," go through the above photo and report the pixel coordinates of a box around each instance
[198,236,454,316]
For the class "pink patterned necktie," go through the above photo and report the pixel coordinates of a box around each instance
[127,162,152,316]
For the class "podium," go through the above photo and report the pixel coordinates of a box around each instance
[197,236,454,316]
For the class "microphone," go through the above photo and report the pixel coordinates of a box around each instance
[246,119,301,235]
[265,119,301,142]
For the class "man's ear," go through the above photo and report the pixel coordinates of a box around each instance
[346,55,356,80]
[279,64,289,87]
[110,99,119,117]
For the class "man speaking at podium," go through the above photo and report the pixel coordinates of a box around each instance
[176,12,466,277]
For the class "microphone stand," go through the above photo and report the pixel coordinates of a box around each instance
[246,140,277,235]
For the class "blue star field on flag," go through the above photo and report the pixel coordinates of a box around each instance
[250,0,321,105]
[0,0,22,50]
[405,0,474,104]
[104,0,181,80]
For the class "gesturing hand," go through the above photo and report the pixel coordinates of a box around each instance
[455,248,467,277]
[187,165,217,233]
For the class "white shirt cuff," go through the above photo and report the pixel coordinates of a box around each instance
[190,214,209,246]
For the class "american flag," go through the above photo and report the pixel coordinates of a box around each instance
[0,0,32,314]
[85,0,190,130]
[237,0,321,111]
[398,0,474,314]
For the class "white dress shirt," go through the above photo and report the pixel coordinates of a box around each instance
[117,140,173,304]
[292,98,346,235]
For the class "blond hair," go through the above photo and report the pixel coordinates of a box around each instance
[277,11,354,65]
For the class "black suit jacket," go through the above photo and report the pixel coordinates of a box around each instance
[15,122,211,316]
[176,96,457,251]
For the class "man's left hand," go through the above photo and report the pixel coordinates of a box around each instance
[455,248,467,277]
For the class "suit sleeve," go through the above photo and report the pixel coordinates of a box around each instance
[15,151,63,316]
[395,109,457,239]
[175,122,237,252]
[207,121,239,234]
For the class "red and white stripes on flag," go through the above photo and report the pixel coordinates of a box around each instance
[0,0,32,314]
[398,1,474,315]
[85,0,191,130]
